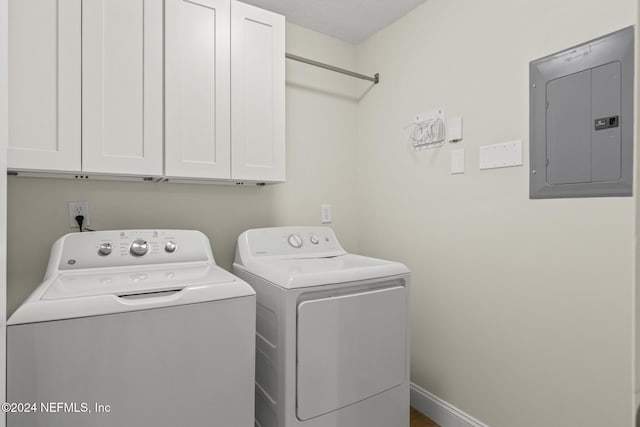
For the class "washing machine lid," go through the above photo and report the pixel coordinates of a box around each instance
[9,263,255,325]
[237,254,409,289]
[42,263,238,300]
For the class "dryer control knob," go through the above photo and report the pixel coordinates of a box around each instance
[98,242,112,256]
[130,239,149,257]
[288,234,303,248]
[165,240,177,253]
[309,234,320,245]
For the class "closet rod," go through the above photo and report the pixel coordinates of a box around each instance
[285,53,379,84]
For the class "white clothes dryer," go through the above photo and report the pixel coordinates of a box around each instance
[8,229,256,427]
[233,226,410,427]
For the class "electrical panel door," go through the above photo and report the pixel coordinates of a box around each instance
[530,27,633,199]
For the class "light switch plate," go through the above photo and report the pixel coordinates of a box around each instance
[479,140,523,170]
[451,149,465,174]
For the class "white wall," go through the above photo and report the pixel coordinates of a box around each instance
[6,23,360,316]
[0,0,8,422]
[636,0,640,416]
[355,1,636,426]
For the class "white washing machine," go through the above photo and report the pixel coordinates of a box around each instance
[7,229,256,427]
[233,226,410,427]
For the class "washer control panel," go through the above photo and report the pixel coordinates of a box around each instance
[57,230,210,270]
[240,227,346,258]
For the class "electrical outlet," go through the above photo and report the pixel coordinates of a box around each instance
[321,204,332,224]
[68,201,90,229]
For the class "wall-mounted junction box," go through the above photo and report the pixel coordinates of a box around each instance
[529,26,634,199]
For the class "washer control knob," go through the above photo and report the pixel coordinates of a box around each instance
[130,239,149,257]
[165,240,177,253]
[310,234,320,245]
[288,234,303,248]
[98,242,112,256]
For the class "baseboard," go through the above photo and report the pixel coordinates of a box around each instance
[410,382,489,427]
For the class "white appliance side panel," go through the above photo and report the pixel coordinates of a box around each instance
[7,296,255,427]
[231,2,285,182]
[165,0,231,179]
[8,0,81,172]
[82,0,163,176]
[0,0,8,421]
[296,286,407,420]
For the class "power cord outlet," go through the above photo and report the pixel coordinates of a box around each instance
[68,201,90,229]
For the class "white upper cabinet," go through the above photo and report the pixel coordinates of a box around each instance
[82,0,163,176]
[8,0,81,172]
[8,0,285,183]
[165,0,231,180]
[231,2,285,182]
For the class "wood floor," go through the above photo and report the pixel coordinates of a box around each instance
[410,407,440,427]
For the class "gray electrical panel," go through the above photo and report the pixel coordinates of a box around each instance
[530,27,634,199]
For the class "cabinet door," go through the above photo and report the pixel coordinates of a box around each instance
[8,0,81,172]
[231,2,285,182]
[165,0,231,180]
[82,0,163,176]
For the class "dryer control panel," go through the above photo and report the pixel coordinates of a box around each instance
[237,226,346,259]
[52,230,211,272]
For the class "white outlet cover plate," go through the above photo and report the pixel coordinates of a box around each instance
[451,149,465,174]
[321,204,332,224]
[479,140,523,170]
[447,116,463,142]
[68,201,90,228]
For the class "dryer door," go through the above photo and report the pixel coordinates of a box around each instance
[296,286,406,420]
